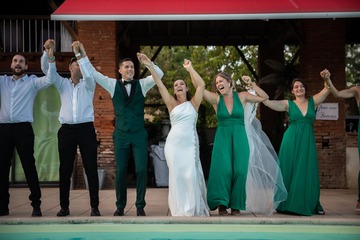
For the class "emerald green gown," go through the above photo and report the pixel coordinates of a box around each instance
[207,92,249,211]
[276,97,324,216]
[358,106,360,202]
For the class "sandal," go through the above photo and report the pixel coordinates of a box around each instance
[231,209,241,216]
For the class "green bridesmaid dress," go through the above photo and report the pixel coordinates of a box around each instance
[276,96,324,216]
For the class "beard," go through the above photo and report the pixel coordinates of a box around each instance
[12,67,25,76]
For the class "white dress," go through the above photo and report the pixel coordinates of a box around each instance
[164,101,210,216]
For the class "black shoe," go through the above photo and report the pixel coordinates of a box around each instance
[0,210,9,216]
[91,207,101,216]
[218,205,229,216]
[32,207,42,217]
[57,208,70,217]
[113,208,124,216]
[137,208,146,216]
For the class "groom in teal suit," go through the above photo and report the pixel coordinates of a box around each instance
[81,47,164,216]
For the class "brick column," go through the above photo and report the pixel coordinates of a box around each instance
[77,21,118,189]
[300,19,346,188]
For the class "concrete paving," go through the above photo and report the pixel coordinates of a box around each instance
[0,187,359,225]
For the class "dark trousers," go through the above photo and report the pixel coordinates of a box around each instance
[0,123,42,213]
[113,127,148,209]
[57,122,99,209]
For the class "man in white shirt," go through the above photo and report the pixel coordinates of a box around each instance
[0,53,55,217]
[42,40,100,217]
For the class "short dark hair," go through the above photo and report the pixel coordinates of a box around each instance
[69,57,77,66]
[118,57,133,68]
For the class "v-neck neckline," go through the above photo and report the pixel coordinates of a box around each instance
[293,99,309,117]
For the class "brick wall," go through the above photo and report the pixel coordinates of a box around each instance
[75,21,118,189]
[300,19,347,188]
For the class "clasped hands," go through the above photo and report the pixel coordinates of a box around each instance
[137,52,151,67]
[320,69,331,88]
[241,75,256,89]
[43,39,55,60]
[43,39,55,51]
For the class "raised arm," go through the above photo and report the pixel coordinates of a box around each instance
[190,70,218,111]
[41,39,56,75]
[78,43,116,97]
[329,84,357,99]
[263,99,289,112]
[321,68,358,100]
[137,52,175,112]
[40,39,61,87]
[183,59,204,111]
[74,41,95,90]
[313,69,331,106]
[240,75,269,104]
[202,89,218,112]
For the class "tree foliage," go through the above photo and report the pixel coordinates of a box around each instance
[141,44,359,124]
[141,45,258,127]
[344,44,360,115]
[345,44,360,87]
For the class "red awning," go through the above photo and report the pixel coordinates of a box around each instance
[51,0,360,21]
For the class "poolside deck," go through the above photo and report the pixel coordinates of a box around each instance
[0,187,359,225]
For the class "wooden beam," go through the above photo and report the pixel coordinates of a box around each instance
[234,45,259,81]
[47,0,78,40]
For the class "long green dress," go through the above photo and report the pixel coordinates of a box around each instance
[276,97,324,216]
[207,92,249,211]
[357,105,360,204]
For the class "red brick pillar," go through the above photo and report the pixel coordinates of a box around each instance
[77,21,118,189]
[300,19,346,188]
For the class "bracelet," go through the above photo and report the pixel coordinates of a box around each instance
[75,52,81,58]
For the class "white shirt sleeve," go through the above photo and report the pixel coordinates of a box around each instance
[140,63,164,96]
[83,57,117,97]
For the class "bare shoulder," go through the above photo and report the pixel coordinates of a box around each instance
[237,91,247,99]
[204,90,219,102]
[352,85,360,92]
[352,86,360,101]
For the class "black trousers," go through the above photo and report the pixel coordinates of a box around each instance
[57,122,99,209]
[0,122,42,213]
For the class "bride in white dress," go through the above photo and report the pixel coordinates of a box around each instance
[144,57,210,216]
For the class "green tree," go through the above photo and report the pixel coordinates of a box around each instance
[141,45,259,127]
[345,44,360,87]
[344,44,360,116]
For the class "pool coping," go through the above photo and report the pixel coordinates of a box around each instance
[1,216,359,226]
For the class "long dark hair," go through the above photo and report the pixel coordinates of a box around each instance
[174,80,192,101]
[290,78,307,91]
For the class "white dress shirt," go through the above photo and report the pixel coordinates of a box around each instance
[0,65,54,123]
[41,52,96,124]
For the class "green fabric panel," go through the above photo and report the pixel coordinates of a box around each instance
[14,85,61,182]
